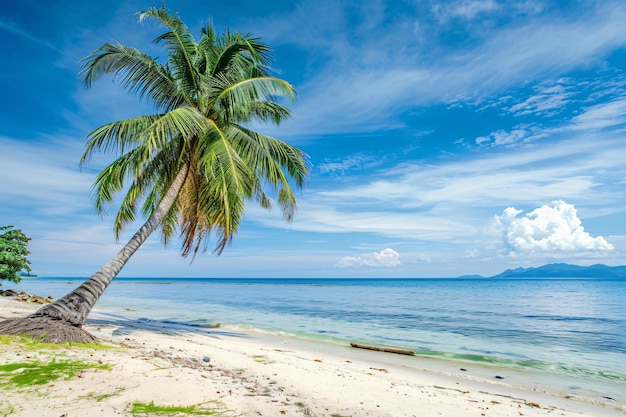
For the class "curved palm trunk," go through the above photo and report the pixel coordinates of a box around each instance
[30,164,189,328]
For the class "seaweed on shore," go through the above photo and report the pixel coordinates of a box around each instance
[0,333,113,389]
[130,401,237,416]
[0,358,111,387]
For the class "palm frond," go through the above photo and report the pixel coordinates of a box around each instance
[221,31,273,69]
[229,101,292,125]
[213,76,295,125]
[80,42,188,110]
[230,126,309,220]
[208,32,272,78]
[142,107,208,157]
[81,114,160,163]
[82,7,308,261]
[139,7,200,96]
[217,76,295,103]
[81,108,206,164]
[91,147,146,215]
[180,123,254,256]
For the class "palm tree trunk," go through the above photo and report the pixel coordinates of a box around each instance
[0,165,188,341]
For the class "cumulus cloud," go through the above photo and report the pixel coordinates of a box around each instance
[495,200,613,254]
[336,248,401,268]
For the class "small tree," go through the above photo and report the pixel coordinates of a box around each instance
[0,225,31,284]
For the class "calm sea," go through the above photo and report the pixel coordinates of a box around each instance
[4,277,626,406]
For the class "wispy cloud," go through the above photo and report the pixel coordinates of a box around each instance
[506,79,574,117]
[475,125,547,146]
[320,135,624,206]
[571,97,626,130]
[432,0,501,23]
[247,128,626,254]
[474,86,626,147]
[4,0,625,278]
[318,153,385,174]
[0,19,60,51]
[253,1,626,138]
[0,137,92,215]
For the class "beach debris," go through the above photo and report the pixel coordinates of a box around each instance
[526,401,541,408]
[494,375,505,379]
[434,385,469,394]
[0,289,52,304]
[203,356,211,363]
[460,368,467,371]
[350,343,415,356]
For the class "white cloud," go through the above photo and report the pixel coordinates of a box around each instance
[318,134,626,207]
[318,154,384,174]
[336,248,401,268]
[507,80,573,117]
[261,1,626,138]
[477,128,531,146]
[474,124,549,146]
[571,98,626,130]
[432,0,500,23]
[0,137,93,215]
[0,19,60,51]
[248,131,626,249]
[495,200,614,254]
[475,87,626,148]
[512,0,544,15]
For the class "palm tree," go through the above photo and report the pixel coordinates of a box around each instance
[0,6,308,343]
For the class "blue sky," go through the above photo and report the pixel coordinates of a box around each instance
[1,0,626,278]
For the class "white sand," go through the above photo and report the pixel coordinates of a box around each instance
[1,297,624,417]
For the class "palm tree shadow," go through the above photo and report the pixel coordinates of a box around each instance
[86,313,251,340]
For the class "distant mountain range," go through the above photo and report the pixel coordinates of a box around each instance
[485,263,626,279]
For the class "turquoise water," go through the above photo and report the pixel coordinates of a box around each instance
[5,277,626,404]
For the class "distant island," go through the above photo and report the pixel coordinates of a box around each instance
[484,263,626,279]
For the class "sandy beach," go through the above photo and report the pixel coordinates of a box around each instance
[1,297,624,417]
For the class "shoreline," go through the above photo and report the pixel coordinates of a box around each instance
[1,298,625,416]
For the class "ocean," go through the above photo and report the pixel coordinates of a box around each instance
[4,277,626,407]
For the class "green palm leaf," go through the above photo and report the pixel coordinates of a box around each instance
[82,6,308,256]
[80,43,188,110]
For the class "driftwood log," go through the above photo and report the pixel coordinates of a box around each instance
[350,342,415,356]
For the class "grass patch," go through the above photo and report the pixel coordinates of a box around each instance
[130,401,236,416]
[0,334,114,351]
[0,358,111,387]
[251,355,274,365]
[79,386,126,402]
[0,404,14,417]
[95,387,125,402]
